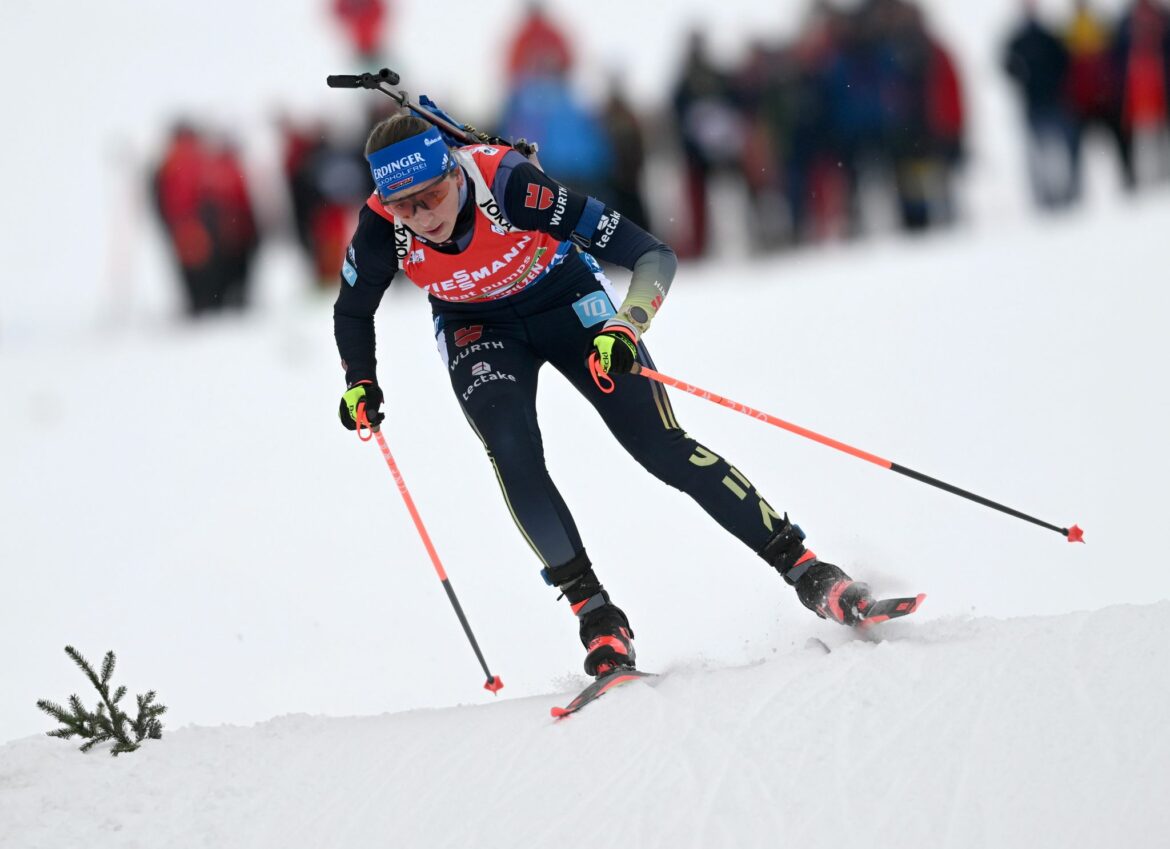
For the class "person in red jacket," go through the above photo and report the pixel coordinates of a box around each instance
[505,1,573,83]
[204,141,260,309]
[1064,0,1135,194]
[332,0,389,64]
[1116,0,1170,182]
[152,124,217,315]
[925,34,966,223]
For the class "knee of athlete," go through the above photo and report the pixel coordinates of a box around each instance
[479,423,546,468]
[623,432,697,491]
[758,517,817,586]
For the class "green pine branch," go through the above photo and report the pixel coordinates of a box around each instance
[36,646,168,756]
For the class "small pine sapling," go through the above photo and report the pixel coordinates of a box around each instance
[36,646,167,756]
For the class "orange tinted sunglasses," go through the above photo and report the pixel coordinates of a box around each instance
[381,173,455,217]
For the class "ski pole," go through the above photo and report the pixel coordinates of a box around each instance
[355,405,504,693]
[607,361,1083,543]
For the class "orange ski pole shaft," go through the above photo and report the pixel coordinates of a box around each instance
[356,406,504,693]
[631,364,1083,544]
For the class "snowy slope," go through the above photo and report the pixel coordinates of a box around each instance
[3,603,1167,849]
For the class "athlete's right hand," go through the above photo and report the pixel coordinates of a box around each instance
[339,380,385,431]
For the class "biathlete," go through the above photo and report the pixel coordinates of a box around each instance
[335,113,876,677]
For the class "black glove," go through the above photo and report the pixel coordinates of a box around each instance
[339,380,384,431]
[589,325,638,375]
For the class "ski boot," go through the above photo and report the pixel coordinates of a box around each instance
[542,551,637,677]
[760,517,874,626]
[793,561,873,625]
[579,602,636,677]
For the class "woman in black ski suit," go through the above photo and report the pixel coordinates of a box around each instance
[335,113,874,676]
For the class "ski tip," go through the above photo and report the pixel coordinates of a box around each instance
[1066,524,1085,544]
[913,593,926,610]
[484,676,504,694]
[550,706,569,719]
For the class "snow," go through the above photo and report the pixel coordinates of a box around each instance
[3,604,1168,848]
[3,0,1170,845]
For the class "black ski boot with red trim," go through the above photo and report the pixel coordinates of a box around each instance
[794,560,927,627]
[579,602,636,677]
[760,518,925,628]
[795,562,873,625]
[541,551,638,677]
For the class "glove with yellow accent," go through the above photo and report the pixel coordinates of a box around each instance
[590,325,638,375]
[339,380,384,431]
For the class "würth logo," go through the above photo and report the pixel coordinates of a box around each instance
[454,326,484,347]
[524,184,554,211]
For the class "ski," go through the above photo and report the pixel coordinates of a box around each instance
[857,592,926,629]
[551,595,923,716]
[550,668,657,719]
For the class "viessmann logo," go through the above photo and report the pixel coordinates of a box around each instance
[425,236,534,297]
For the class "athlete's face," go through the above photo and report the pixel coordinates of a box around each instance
[382,168,464,243]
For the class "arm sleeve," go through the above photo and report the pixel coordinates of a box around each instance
[498,156,677,337]
[333,205,400,385]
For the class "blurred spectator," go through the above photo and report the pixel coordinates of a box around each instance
[498,77,613,197]
[599,75,651,230]
[1004,2,1076,208]
[153,124,216,315]
[151,124,259,316]
[1063,0,1135,195]
[822,3,898,234]
[204,141,260,309]
[881,3,965,230]
[498,7,612,198]
[787,2,851,242]
[1115,0,1170,184]
[670,30,744,258]
[332,0,389,65]
[924,27,966,224]
[277,115,324,260]
[506,2,573,83]
[730,40,789,251]
[278,119,371,287]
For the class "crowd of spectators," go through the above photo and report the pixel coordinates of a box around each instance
[1004,0,1170,209]
[149,0,1170,317]
[496,0,966,259]
[670,0,964,257]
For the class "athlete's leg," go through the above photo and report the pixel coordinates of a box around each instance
[438,313,638,665]
[540,285,872,625]
[439,316,579,569]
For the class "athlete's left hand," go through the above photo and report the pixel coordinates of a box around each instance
[590,325,638,375]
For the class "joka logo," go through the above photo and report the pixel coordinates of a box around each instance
[471,361,491,376]
[454,326,484,347]
[524,184,555,211]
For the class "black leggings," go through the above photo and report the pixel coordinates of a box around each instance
[433,265,786,574]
